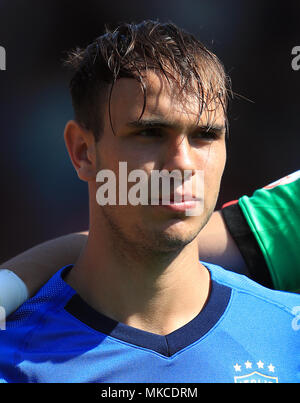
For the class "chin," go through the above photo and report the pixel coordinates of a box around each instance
[150,220,201,252]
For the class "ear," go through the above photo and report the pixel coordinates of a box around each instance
[64,120,97,182]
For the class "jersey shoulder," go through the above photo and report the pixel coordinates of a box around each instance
[222,170,300,293]
[205,262,300,314]
[5,265,74,330]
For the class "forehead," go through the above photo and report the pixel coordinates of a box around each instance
[106,70,225,132]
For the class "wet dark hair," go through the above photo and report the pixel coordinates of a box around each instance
[64,20,232,141]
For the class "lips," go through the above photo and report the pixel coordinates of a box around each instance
[148,193,202,213]
[155,194,200,204]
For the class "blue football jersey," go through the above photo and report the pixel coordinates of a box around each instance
[0,263,299,383]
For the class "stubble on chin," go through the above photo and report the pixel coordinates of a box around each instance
[100,204,208,265]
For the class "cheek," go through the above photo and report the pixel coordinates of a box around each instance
[203,142,226,191]
[209,140,226,172]
[217,143,227,177]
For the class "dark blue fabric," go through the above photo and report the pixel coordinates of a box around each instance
[65,280,231,357]
[0,263,299,383]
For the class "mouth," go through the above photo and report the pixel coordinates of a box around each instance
[149,195,202,212]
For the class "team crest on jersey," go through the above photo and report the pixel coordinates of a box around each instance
[233,361,278,383]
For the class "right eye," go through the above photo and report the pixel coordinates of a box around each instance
[136,128,163,138]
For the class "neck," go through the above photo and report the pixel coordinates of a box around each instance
[66,221,210,336]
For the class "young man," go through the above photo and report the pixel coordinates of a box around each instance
[1,172,299,317]
[0,21,299,383]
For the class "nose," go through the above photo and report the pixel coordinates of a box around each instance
[161,135,196,174]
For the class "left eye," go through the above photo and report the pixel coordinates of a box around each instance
[192,131,218,141]
[137,128,163,138]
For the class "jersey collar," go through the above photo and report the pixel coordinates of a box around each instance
[64,266,231,357]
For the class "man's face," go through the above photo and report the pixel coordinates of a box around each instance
[92,70,226,254]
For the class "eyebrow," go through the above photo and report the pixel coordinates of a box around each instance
[126,117,226,134]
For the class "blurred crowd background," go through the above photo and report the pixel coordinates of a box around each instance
[0,0,299,261]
